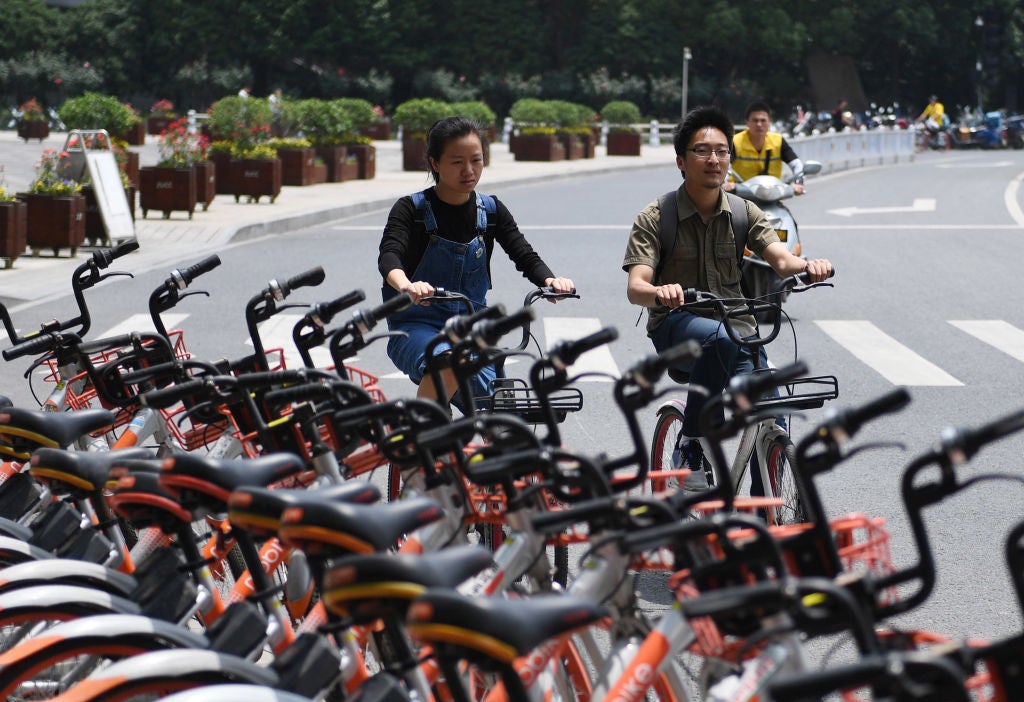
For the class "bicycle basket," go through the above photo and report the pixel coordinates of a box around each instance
[477,377,583,425]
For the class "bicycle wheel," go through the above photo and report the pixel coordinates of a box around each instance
[754,435,806,526]
[649,405,685,492]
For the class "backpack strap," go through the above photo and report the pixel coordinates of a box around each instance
[654,189,749,284]
[411,190,495,237]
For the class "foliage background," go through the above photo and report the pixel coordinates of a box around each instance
[0,0,1020,122]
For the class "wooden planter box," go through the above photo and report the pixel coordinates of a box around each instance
[579,132,598,158]
[314,146,348,183]
[278,148,317,186]
[311,162,328,184]
[514,134,565,162]
[0,200,27,268]
[121,150,140,188]
[558,133,585,160]
[402,138,428,172]
[118,122,146,146]
[346,144,377,179]
[193,161,216,211]
[606,131,642,156]
[234,158,282,203]
[209,152,237,195]
[17,120,49,143]
[82,185,135,246]
[338,155,360,182]
[19,193,86,257]
[360,120,392,140]
[139,166,197,219]
[147,116,174,135]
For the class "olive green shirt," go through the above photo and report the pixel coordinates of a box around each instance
[622,186,779,337]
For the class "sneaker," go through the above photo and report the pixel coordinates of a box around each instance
[673,439,712,492]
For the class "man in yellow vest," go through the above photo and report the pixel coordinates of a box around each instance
[726,101,805,195]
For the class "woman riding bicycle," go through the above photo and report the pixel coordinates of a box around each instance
[378,116,574,410]
[622,106,832,488]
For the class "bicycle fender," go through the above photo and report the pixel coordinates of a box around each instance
[655,398,687,418]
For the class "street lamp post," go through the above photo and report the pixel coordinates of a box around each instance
[681,47,692,120]
[975,15,984,113]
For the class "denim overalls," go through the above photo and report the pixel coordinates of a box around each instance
[384,190,497,408]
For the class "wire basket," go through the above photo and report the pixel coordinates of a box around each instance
[476,377,583,425]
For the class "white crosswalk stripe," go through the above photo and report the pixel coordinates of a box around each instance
[98,313,190,339]
[949,320,1024,364]
[815,320,962,386]
[243,313,332,370]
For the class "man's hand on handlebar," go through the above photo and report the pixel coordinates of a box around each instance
[803,258,832,284]
[653,283,686,308]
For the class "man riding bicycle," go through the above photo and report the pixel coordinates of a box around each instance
[622,106,832,490]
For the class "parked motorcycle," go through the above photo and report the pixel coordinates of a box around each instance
[953,110,1007,149]
[729,160,822,320]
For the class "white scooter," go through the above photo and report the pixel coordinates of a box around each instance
[729,160,822,320]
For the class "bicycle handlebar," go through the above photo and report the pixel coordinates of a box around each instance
[2,331,65,361]
[174,254,221,288]
[281,266,326,297]
[470,307,536,349]
[546,327,618,370]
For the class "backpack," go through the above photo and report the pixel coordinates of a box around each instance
[654,189,749,284]
[410,190,496,236]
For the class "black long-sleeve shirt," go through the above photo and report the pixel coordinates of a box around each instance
[378,189,554,289]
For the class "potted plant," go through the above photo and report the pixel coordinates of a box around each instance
[139,118,206,219]
[334,98,379,179]
[147,99,176,135]
[58,93,139,143]
[393,98,451,171]
[17,149,85,257]
[549,100,594,160]
[509,99,564,162]
[290,99,352,182]
[209,96,279,202]
[360,105,392,141]
[16,99,49,142]
[207,140,236,195]
[269,136,316,186]
[0,171,27,268]
[450,100,497,165]
[601,100,643,156]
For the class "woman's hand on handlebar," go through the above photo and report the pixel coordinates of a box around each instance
[543,276,575,302]
[400,280,435,305]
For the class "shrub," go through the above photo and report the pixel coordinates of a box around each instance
[548,100,594,129]
[508,98,558,126]
[600,100,642,125]
[450,101,497,131]
[331,98,377,142]
[393,98,452,139]
[290,99,353,147]
[208,96,272,146]
[59,92,139,135]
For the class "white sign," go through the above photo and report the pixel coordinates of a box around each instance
[84,151,134,242]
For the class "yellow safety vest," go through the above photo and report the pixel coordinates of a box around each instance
[732,130,784,181]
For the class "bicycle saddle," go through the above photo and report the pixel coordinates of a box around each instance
[30,446,155,497]
[227,481,380,539]
[0,407,116,459]
[159,452,307,516]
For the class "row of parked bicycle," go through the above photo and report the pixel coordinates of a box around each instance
[0,239,1018,700]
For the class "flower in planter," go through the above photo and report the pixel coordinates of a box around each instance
[150,99,176,118]
[18,98,46,122]
[157,118,209,167]
[28,149,82,196]
[234,143,278,160]
[268,137,312,151]
[0,166,17,202]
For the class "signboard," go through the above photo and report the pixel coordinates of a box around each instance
[84,151,134,243]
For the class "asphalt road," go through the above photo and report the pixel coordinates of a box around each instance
[3,148,1024,650]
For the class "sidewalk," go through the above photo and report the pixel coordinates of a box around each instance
[0,130,671,306]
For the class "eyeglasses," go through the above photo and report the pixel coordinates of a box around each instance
[687,147,731,160]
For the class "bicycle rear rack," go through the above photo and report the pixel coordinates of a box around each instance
[753,374,839,412]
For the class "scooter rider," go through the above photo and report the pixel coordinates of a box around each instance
[725,101,806,195]
[915,94,950,150]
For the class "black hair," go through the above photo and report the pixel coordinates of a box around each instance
[744,101,772,119]
[425,116,484,183]
[673,106,734,157]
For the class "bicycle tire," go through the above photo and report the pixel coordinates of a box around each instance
[650,405,686,492]
[756,435,806,526]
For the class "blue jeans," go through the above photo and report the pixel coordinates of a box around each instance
[650,311,769,437]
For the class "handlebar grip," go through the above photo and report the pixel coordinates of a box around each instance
[549,327,618,366]
[472,307,535,347]
[93,239,140,269]
[232,370,309,390]
[140,379,208,408]
[632,340,702,383]
[727,360,808,401]
[370,292,413,324]
[529,496,615,534]
[77,333,135,357]
[444,304,504,340]
[795,265,837,286]
[263,383,333,406]
[2,333,58,361]
[282,266,326,296]
[177,255,221,286]
[319,290,367,322]
[836,387,911,435]
[941,406,1024,461]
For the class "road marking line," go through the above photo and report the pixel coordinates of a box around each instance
[815,320,962,386]
[949,320,1024,364]
[542,317,619,381]
[1005,171,1024,228]
[828,198,936,217]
